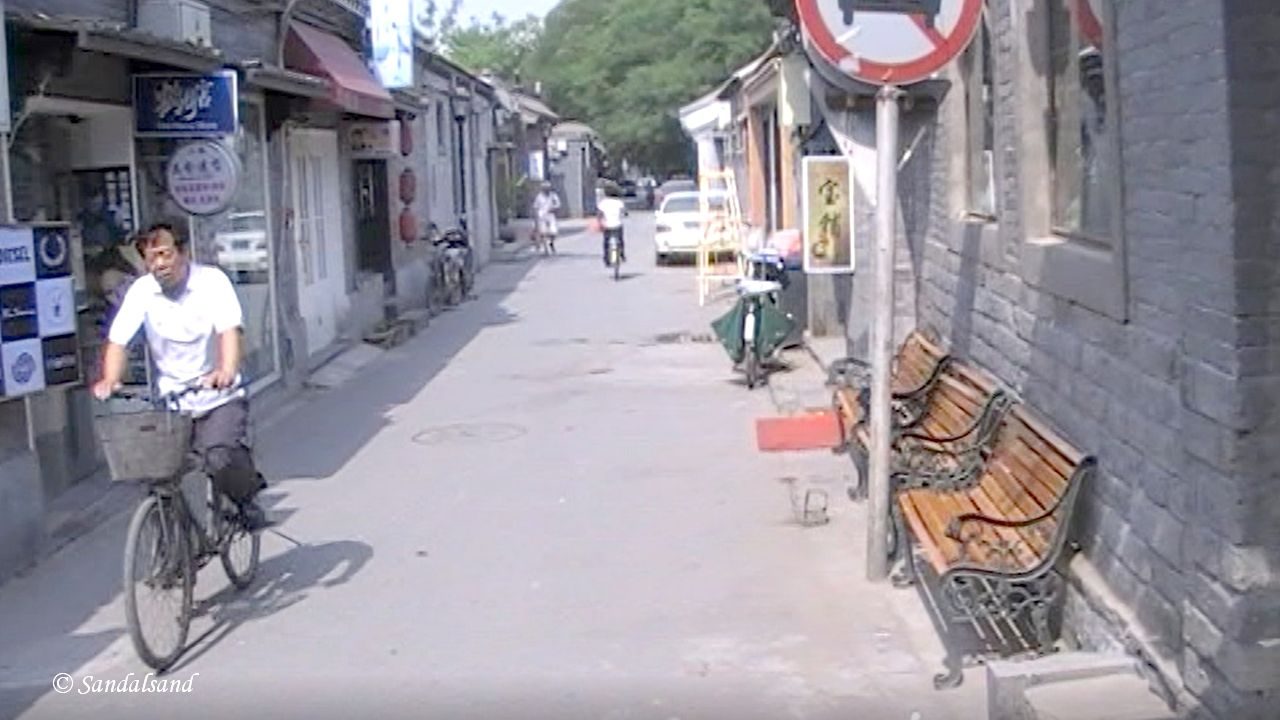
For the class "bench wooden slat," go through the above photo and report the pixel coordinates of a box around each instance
[1003,415,1073,494]
[898,400,1089,580]
[971,464,1055,561]
[1000,434,1069,505]
[1010,408,1083,474]
[986,456,1056,521]
[962,480,1047,568]
[900,494,952,573]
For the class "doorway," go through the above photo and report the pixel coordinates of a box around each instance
[289,128,346,356]
[354,159,392,288]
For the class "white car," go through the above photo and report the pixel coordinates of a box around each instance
[653,191,729,265]
[214,211,269,281]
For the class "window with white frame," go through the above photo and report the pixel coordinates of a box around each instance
[961,9,995,217]
[1048,0,1116,243]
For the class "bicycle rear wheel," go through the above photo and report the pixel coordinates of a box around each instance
[218,496,261,589]
[123,495,193,671]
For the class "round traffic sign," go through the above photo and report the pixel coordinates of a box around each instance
[795,0,983,86]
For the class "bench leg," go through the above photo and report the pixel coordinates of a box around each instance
[933,650,965,690]
[1030,571,1063,656]
[890,503,916,588]
[846,447,869,502]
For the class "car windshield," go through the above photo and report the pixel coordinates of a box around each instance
[662,195,725,214]
[661,181,697,194]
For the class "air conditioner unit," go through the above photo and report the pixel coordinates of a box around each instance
[137,0,213,47]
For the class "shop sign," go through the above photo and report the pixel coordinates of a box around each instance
[166,141,241,216]
[370,0,414,89]
[0,224,80,398]
[347,121,401,158]
[801,156,856,275]
[134,71,239,138]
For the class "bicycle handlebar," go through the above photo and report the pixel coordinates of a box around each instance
[99,376,241,406]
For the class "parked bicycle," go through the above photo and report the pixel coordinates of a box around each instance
[710,250,795,390]
[428,222,474,309]
[93,383,262,671]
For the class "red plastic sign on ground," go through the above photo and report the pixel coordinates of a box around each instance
[795,0,983,86]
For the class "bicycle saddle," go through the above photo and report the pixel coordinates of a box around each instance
[737,278,783,296]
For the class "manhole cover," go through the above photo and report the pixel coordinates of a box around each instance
[411,423,527,446]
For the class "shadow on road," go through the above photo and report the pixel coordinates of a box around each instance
[168,539,374,674]
[0,257,536,720]
[256,256,539,486]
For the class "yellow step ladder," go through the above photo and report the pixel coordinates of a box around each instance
[696,170,746,306]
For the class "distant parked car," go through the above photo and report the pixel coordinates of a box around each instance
[654,178,697,209]
[214,211,268,282]
[653,190,729,265]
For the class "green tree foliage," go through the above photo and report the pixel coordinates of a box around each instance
[442,12,544,80]
[414,0,462,47]
[526,0,775,176]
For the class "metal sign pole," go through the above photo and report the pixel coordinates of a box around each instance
[867,84,904,582]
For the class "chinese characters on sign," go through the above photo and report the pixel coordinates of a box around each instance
[166,141,241,217]
[134,71,239,137]
[802,157,856,275]
[0,224,80,398]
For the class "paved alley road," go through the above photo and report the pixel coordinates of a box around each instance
[0,214,985,720]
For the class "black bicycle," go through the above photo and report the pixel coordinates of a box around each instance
[94,384,261,671]
[605,230,624,281]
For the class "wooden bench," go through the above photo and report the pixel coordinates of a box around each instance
[873,362,1011,488]
[892,404,1096,689]
[830,330,950,455]
[833,338,1013,500]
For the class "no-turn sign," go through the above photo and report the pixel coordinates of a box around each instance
[796,0,983,86]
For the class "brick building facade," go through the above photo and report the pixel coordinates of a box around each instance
[767,0,1279,716]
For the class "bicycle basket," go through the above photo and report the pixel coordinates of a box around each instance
[94,410,193,481]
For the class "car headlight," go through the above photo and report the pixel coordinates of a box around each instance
[656,224,672,233]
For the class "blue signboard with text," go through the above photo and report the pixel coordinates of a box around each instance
[133,71,239,137]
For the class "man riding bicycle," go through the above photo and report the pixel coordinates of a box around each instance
[532,181,561,249]
[91,222,272,531]
[597,185,627,266]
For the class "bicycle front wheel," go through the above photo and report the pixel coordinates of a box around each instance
[219,497,260,590]
[123,495,193,671]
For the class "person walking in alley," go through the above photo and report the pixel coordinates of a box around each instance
[532,181,561,253]
[596,185,628,267]
[91,222,272,530]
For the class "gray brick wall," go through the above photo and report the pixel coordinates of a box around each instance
[911,0,1280,716]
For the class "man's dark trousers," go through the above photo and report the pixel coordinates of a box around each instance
[191,398,262,503]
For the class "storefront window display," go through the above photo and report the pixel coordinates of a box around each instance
[8,111,151,387]
[136,100,279,386]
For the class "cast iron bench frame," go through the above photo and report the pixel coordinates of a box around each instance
[891,403,1096,690]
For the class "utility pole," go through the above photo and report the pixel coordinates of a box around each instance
[866,84,903,582]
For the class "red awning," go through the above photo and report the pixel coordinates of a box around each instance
[284,22,394,119]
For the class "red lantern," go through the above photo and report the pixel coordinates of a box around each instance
[399,207,417,244]
[400,119,413,156]
[399,168,416,205]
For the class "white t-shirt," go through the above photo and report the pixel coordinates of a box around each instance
[108,263,246,416]
[533,192,560,218]
[598,197,626,229]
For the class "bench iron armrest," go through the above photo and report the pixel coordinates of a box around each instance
[943,458,1096,543]
[896,391,1011,446]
